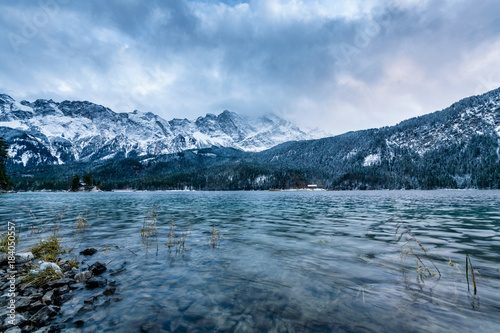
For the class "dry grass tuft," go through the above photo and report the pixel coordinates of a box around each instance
[75,210,90,233]
[141,204,159,253]
[395,222,441,280]
[466,254,477,295]
[208,225,222,249]
[166,216,191,254]
[30,235,64,262]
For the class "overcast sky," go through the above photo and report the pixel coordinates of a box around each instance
[1,0,500,133]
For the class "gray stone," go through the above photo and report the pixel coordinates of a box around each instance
[42,290,53,305]
[30,306,57,326]
[14,252,34,264]
[29,292,43,300]
[0,253,7,265]
[1,314,27,330]
[27,301,45,314]
[13,296,32,311]
[57,284,69,295]
[5,326,22,333]
[33,327,50,333]
[20,286,36,297]
[74,271,92,283]
[45,278,72,288]
[64,270,76,279]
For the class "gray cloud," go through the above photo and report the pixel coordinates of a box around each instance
[1,0,500,133]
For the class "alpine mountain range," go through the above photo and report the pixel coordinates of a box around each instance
[1,87,500,191]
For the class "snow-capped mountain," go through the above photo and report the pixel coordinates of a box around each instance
[0,94,321,166]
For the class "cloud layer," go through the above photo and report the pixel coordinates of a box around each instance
[1,0,500,133]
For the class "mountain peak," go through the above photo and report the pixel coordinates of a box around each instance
[0,94,14,103]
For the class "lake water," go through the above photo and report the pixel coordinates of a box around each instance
[1,190,500,332]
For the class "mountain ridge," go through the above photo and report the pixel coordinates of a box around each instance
[0,94,321,166]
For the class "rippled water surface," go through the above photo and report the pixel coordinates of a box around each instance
[2,190,500,332]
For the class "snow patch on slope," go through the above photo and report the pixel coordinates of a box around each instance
[363,154,381,167]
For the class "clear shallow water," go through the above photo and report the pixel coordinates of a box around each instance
[1,190,500,332]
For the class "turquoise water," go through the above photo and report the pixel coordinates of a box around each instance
[1,190,500,332]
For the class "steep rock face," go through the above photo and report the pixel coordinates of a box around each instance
[0,95,318,166]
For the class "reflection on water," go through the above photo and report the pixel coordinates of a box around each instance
[1,190,500,332]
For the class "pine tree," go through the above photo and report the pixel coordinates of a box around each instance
[0,137,11,191]
[71,174,80,192]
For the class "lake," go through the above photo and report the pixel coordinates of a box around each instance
[1,190,500,332]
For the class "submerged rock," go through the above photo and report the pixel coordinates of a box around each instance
[103,287,116,296]
[80,248,98,256]
[86,276,107,289]
[89,262,107,276]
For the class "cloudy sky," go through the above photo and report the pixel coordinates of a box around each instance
[1,0,500,134]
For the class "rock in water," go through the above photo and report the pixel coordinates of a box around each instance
[86,276,107,289]
[89,262,107,275]
[79,248,98,256]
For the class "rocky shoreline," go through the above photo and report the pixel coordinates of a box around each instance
[0,249,122,332]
